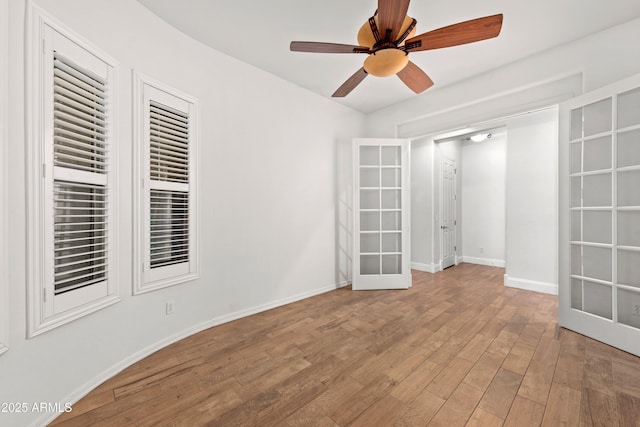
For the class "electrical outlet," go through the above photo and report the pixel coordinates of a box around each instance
[479,247,484,254]
[632,304,640,316]
[165,301,175,315]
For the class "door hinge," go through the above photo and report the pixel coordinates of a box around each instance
[454,220,457,225]
[454,246,457,251]
[43,288,47,303]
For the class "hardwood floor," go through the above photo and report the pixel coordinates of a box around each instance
[50,264,640,426]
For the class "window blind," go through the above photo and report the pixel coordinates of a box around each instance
[150,190,189,268]
[52,52,109,295]
[150,102,188,183]
[53,52,107,174]
[54,182,107,294]
[148,101,190,270]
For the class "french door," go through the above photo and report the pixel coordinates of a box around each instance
[353,138,411,290]
[559,73,640,356]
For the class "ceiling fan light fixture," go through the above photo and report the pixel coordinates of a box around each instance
[363,49,409,77]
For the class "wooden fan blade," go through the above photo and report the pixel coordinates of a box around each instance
[397,61,434,94]
[332,68,368,97]
[405,14,503,52]
[290,41,370,54]
[377,0,411,41]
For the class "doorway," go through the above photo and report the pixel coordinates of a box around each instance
[441,155,456,269]
[433,128,507,271]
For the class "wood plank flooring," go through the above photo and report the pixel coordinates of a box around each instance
[50,264,640,426]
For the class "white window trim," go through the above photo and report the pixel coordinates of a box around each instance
[0,0,9,355]
[133,72,199,295]
[26,6,120,337]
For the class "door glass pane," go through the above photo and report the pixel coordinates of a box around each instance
[583,281,612,320]
[618,129,640,168]
[360,168,379,187]
[583,136,611,172]
[361,233,380,253]
[618,249,640,287]
[583,173,611,207]
[382,254,401,274]
[382,233,401,252]
[571,278,582,310]
[618,288,640,329]
[618,170,640,206]
[381,189,401,209]
[571,244,582,276]
[583,211,611,244]
[360,255,380,275]
[570,108,582,140]
[381,146,401,166]
[360,146,379,166]
[571,177,581,207]
[618,211,640,247]
[583,98,612,137]
[571,211,581,241]
[570,143,581,174]
[583,246,612,282]
[618,87,640,129]
[381,168,400,187]
[360,189,380,209]
[360,212,380,231]
[381,211,401,231]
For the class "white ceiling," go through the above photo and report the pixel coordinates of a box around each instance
[137,0,640,114]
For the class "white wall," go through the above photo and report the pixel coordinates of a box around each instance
[0,0,9,357]
[461,132,507,267]
[504,108,559,294]
[0,1,365,426]
[409,137,435,272]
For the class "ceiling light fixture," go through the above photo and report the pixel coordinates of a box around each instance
[470,132,492,142]
[357,16,416,77]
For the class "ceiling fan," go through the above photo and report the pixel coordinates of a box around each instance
[290,0,503,97]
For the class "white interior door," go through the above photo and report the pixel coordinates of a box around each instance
[353,138,411,290]
[441,156,456,269]
[559,72,640,357]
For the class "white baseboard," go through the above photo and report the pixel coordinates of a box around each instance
[411,262,439,273]
[460,256,506,268]
[504,274,558,295]
[32,280,349,427]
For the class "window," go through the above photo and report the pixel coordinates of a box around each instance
[133,73,198,294]
[27,8,119,336]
